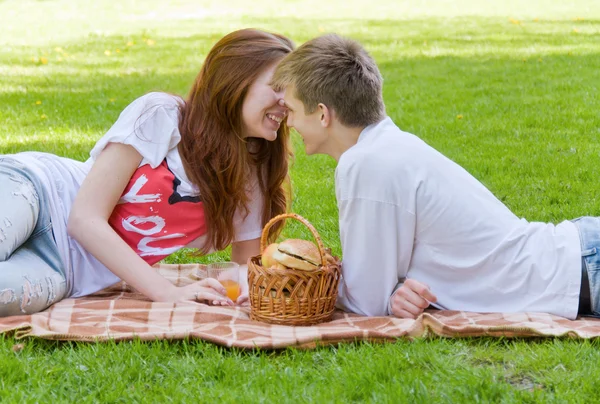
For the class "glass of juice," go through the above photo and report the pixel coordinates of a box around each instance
[207,262,240,302]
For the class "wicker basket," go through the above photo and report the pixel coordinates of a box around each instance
[248,213,341,326]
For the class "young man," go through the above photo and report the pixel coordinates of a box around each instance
[271,33,596,320]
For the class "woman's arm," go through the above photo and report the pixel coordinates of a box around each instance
[231,238,260,266]
[68,142,229,304]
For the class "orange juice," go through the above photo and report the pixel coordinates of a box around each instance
[220,279,240,301]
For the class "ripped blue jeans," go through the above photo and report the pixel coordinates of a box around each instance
[0,158,67,317]
[573,216,600,317]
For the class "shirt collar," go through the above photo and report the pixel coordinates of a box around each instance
[357,116,392,143]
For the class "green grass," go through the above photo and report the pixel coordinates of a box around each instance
[4,336,600,403]
[1,0,600,401]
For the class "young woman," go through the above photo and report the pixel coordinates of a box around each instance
[0,28,294,317]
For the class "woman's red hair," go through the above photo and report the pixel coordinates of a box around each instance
[178,29,294,253]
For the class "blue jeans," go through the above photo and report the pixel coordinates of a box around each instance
[572,216,600,316]
[0,158,67,317]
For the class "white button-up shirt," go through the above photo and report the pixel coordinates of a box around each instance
[335,117,581,319]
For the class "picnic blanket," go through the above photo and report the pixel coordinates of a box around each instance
[2,263,600,349]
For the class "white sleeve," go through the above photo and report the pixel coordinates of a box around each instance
[89,92,182,168]
[387,280,405,315]
[336,198,416,316]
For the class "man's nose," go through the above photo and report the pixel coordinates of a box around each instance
[275,89,285,100]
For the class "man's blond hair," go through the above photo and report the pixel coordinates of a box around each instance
[271,34,385,128]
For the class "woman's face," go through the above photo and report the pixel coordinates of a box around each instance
[241,61,287,141]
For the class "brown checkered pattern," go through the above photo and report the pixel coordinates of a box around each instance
[1,264,599,348]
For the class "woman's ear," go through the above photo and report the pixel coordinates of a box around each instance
[318,103,331,128]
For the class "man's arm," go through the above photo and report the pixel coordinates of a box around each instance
[335,197,416,316]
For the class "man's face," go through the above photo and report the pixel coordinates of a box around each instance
[283,86,329,156]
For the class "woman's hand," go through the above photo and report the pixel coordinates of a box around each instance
[236,265,250,306]
[389,279,437,319]
[162,278,234,306]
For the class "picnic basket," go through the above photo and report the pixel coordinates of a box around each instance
[247,213,341,326]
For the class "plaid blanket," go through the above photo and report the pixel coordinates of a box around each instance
[1,264,599,349]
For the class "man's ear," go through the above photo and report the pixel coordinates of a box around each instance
[318,103,331,128]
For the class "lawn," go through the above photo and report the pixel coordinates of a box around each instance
[1,0,600,401]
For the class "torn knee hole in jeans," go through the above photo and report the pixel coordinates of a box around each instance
[20,276,42,312]
[0,288,17,304]
[9,174,39,207]
[19,275,58,313]
[0,276,60,312]
[45,276,58,306]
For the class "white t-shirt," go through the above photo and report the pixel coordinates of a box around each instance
[10,92,264,297]
[335,117,582,320]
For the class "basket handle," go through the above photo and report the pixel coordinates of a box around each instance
[260,213,328,268]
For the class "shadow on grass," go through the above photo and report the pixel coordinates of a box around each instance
[1,19,599,224]
[0,16,597,135]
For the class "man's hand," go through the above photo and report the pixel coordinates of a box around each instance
[390,279,437,319]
